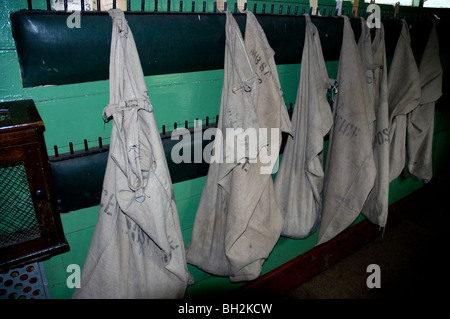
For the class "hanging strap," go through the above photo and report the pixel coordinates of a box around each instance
[105,9,152,202]
[226,12,261,94]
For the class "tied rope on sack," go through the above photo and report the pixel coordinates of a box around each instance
[73,9,191,299]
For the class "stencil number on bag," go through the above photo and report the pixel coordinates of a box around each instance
[249,48,272,77]
[373,128,389,147]
[334,113,361,139]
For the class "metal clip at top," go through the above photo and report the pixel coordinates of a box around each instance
[327,80,339,106]
[232,74,262,93]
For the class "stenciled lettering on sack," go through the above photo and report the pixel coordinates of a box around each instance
[333,113,361,139]
[372,127,389,147]
[249,48,272,76]
[126,217,151,246]
[100,190,114,216]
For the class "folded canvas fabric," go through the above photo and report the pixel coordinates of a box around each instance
[405,22,443,183]
[186,11,291,282]
[274,15,333,239]
[73,9,191,299]
[317,16,376,246]
[387,20,421,182]
[359,19,390,228]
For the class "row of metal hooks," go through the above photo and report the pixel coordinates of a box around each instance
[51,100,299,158]
[28,0,402,20]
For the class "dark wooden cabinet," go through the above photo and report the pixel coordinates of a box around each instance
[0,100,69,270]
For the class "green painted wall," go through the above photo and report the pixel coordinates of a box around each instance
[1,0,449,299]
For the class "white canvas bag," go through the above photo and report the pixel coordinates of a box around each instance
[405,22,443,183]
[73,9,191,299]
[274,15,333,238]
[359,20,390,228]
[317,17,376,245]
[387,20,421,182]
[186,11,291,282]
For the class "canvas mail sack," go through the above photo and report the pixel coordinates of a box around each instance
[359,20,390,228]
[317,17,376,246]
[73,9,191,299]
[273,15,333,239]
[405,22,443,183]
[387,20,421,182]
[186,11,291,282]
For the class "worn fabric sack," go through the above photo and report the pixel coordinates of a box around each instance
[317,17,376,245]
[405,23,443,183]
[359,20,390,228]
[73,9,191,299]
[387,20,421,182]
[186,11,291,282]
[273,15,333,239]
